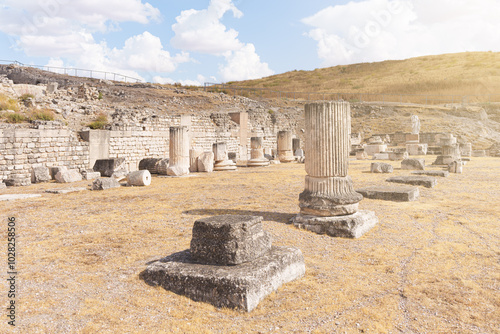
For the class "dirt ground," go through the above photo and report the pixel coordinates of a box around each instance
[1,157,499,333]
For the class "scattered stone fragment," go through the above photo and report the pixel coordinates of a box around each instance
[92,177,120,190]
[49,166,68,180]
[82,170,101,180]
[411,170,449,177]
[127,170,151,186]
[197,152,214,173]
[357,186,419,202]
[55,169,82,183]
[448,160,463,174]
[386,175,437,188]
[45,187,86,194]
[401,158,425,170]
[93,158,127,177]
[0,194,41,201]
[32,166,51,183]
[270,159,281,165]
[138,158,161,174]
[372,152,390,160]
[370,162,394,173]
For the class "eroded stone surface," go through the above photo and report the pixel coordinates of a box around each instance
[357,186,419,202]
[370,162,394,173]
[93,158,126,177]
[291,210,378,239]
[127,170,151,186]
[411,170,449,177]
[92,177,120,190]
[55,169,82,183]
[141,246,305,312]
[197,152,214,172]
[32,166,51,183]
[401,158,425,170]
[386,175,437,188]
[45,187,86,194]
[190,215,272,265]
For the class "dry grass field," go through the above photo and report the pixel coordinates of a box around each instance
[231,52,500,102]
[1,157,499,333]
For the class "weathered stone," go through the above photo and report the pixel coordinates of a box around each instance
[189,149,203,172]
[82,170,101,180]
[138,158,161,174]
[0,182,6,189]
[388,151,409,161]
[294,148,304,157]
[127,170,151,186]
[4,175,31,187]
[156,158,170,175]
[386,175,437,188]
[364,144,387,156]
[55,169,82,183]
[93,158,126,177]
[357,186,419,202]
[370,162,394,173]
[92,177,120,190]
[45,187,86,194]
[277,131,295,163]
[292,210,378,239]
[190,215,272,265]
[448,161,463,174]
[111,169,128,181]
[141,246,305,312]
[197,152,214,173]
[49,166,68,180]
[47,82,58,94]
[372,152,390,160]
[213,143,237,171]
[0,194,41,201]
[247,137,270,167]
[167,126,190,176]
[411,170,449,177]
[32,166,51,183]
[356,150,369,160]
[406,143,428,155]
[298,102,363,217]
[270,159,280,165]
[401,158,425,170]
[472,150,486,157]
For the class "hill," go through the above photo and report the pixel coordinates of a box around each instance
[229,52,500,102]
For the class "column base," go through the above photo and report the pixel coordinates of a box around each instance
[247,159,270,167]
[290,210,378,239]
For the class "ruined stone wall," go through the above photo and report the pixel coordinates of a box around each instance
[0,123,89,185]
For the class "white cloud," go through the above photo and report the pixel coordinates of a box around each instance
[171,0,274,81]
[302,0,500,66]
[0,1,189,80]
[171,0,243,54]
[219,44,274,82]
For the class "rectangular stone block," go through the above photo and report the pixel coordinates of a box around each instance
[357,186,419,202]
[411,170,449,177]
[141,246,305,312]
[190,215,272,265]
[386,175,437,188]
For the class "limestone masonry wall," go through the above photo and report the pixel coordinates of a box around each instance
[0,123,89,185]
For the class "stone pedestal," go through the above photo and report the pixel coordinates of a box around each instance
[213,142,237,171]
[247,137,270,167]
[141,215,305,312]
[167,126,190,176]
[277,131,295,163]
[291,101,377,238]
[433,144,460,165]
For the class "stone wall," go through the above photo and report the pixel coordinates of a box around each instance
[0,122,89,186]
[0,110,298,185]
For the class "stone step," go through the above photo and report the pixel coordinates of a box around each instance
[386,175,437,188]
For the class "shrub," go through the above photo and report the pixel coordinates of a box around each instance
[29,109,55,121]
[4,112,27,123]
[0,94,19,111]
[19,93,35,102]
[87,113,108,129]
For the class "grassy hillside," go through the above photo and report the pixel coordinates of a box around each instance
[229,52,500,101]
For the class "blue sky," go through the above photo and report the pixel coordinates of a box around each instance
[0,0,499,85]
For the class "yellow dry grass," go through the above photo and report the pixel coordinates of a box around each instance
[232,52,500,100]
[0,157,499,333]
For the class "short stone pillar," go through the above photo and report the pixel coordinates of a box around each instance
[292,138,301,153]
[291,101,377,238]
[247,137,269,167]
[167,126,190,176]
[189,149,203,173]
[213,142,237,171]
[277,131,294,163]
[141,215,305,312]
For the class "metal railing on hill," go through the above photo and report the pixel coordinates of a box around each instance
[0,60,143,83]
[204,82,500,105]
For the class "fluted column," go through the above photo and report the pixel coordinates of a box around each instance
[247,137,269,167]
[277,131,295,162]
[167,126,190,176]
[299,102,362,216]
